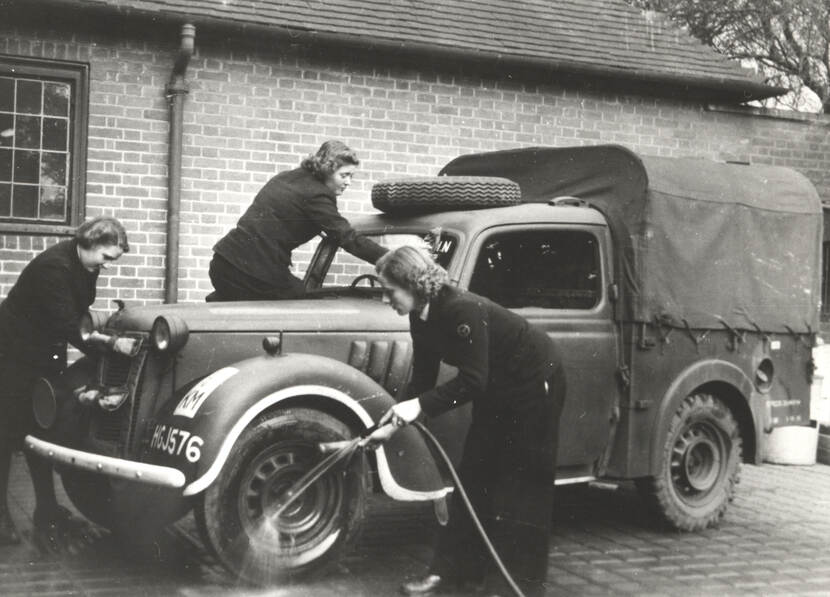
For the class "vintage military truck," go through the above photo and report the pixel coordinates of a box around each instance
[25,145,821,584]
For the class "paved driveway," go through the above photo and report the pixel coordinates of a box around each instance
[3,453,830,596]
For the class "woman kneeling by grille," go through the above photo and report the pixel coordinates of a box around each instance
[0,217,133,550]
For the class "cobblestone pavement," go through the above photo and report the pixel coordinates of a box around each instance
[3,452,830,596]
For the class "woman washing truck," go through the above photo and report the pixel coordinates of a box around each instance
[209,140,387,301]
[0,217,135,550]
[372,246,566,597]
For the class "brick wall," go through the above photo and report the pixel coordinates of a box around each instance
[3,11,830,306]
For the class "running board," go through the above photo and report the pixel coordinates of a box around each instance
[554,475,596,486]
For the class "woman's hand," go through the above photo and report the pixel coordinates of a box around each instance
[86,331,136,356]
[392,398,423,425]
[86,330,109,345]
[369,398,424,444]
[98,392,127,411]
[110,337,137,356]
[379,398,423,427]
[73,385,100,406]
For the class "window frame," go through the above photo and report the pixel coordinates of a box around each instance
[0,54,89,235]
[305,227,463,291]
[460,223,610,317]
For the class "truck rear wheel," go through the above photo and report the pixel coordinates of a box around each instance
[637,392,742,531]
[195,408,367,585]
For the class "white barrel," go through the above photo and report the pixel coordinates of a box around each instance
[813,343,830,425]
[765,423,818,466]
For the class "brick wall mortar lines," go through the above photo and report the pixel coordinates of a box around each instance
[2,17,830,304]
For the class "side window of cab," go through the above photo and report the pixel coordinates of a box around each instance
[468,229,601,309]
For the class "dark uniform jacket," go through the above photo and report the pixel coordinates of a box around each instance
[213,167,387,285]
[0,239,97,368]
[407,286,562,417]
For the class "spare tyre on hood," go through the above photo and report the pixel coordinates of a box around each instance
[371,176,521,215]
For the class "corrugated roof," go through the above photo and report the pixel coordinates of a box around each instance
[31,0,783,100]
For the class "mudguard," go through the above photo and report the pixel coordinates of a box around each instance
[142,353,453,500]
[31,356,97,448]
[649,359,760,470]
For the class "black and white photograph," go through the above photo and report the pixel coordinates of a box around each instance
[1,1,829,595]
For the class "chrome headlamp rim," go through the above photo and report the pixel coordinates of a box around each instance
[150,315,188,353]
[79,311,96,343]
[151,316,171,352]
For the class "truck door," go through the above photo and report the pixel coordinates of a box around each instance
[459,224,621,480]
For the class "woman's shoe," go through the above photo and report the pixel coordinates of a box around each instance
[0,510,21,545]
[400,575,485,595]
[400,574,447,595]
[33,505,92,554]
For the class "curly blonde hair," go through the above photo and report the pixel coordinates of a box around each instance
[76,216,130,252]
[376,246,449,303]
[300,140,360,181]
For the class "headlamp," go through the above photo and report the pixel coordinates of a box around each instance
[79,312,95,343]
[79,310,109,343]
[151,315,189,353]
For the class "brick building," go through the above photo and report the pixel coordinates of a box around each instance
[2,0,829,308]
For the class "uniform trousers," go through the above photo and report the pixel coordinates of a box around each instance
[429,371,565,597]
[0,355,41,450]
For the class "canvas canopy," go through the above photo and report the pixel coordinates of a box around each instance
[440,145,822,333]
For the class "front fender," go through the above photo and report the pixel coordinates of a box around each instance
[32,356,98,447]
[143,353,452,501]
[649,359,759,472]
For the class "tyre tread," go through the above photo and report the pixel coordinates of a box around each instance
[198,408,367,584]
[371,176,521,214]
[637,392,742,532]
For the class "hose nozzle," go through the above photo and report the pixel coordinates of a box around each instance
[318,440,353,453]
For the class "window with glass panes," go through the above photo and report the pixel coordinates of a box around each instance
[0,57,87,230]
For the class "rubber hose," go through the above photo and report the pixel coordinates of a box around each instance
[412,421,526,597]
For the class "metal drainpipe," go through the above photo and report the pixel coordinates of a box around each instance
[164,23,195,304]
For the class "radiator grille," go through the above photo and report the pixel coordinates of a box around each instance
[91,337,147,453]
[101,353,132,387]
[93,410,124,444]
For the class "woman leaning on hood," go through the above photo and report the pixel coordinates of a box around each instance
[208,140,388,301]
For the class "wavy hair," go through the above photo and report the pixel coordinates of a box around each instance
[75,216,130,252]
[375,246,449,303]
[300,140,360,182]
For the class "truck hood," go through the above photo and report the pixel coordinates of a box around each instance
[105,295,409,333]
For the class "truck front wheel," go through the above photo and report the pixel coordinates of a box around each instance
[195,408,367,585]
[637,392,742,531]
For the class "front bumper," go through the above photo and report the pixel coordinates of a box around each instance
[25,435,186,489]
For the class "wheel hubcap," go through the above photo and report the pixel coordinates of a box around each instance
[682,435,720,491]
[670,421,727,503]
[238,442,344,559]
